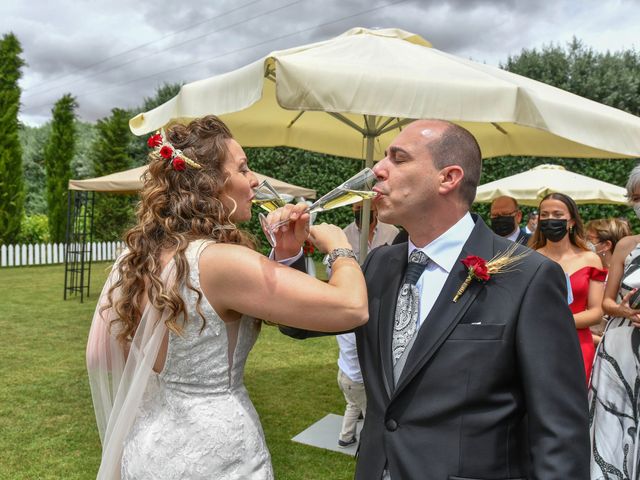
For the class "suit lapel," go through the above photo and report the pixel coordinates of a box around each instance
[376,244,406,399]
[393,218,495,396]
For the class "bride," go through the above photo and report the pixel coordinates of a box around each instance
[86,115,368,479]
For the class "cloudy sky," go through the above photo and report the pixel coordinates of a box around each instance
[2,0,638,127]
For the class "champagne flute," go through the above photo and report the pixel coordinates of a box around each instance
[262,168,377,247]
[253,180,287,241]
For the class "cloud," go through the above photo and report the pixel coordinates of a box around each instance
[1,0,636,126]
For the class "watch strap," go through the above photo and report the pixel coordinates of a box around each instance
[325,248,357,269]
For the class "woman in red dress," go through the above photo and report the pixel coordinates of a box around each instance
[530,193,606,383]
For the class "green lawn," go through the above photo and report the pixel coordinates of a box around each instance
[0,262,354,479]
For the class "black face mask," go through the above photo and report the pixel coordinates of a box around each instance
[354,210,375,229]
[539,218,568,242]
[491,215,516,237]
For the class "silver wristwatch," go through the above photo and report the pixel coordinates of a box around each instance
[323,248,357,269]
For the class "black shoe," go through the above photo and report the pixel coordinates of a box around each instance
[338,437,357,448]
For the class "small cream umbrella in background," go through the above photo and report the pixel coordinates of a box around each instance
[68,166,316,199]
[474,164,628,206]
[129,27,640,259]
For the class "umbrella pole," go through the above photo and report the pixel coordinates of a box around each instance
[358,116,376,263]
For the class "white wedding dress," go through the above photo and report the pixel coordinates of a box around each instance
[92,240,273,479]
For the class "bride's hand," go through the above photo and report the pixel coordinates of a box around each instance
[267,202,310,260]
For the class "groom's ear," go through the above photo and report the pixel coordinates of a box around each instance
[438,165,464,196]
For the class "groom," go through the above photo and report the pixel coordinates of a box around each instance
[281,120,589,479]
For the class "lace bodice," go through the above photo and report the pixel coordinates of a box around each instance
[160,240,261,394]
[121,240,273,479]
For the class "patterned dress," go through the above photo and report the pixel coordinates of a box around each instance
[590,243,640,480]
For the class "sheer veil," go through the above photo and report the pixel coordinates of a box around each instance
[86,255,176,479]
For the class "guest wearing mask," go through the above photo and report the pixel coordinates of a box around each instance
[530,192,606,383]
[585,218,631,270]
[524,209,538,235]
[490,195,530,244]
[585,218,632,344]
[590,164,640,479]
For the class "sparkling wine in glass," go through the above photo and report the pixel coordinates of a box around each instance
[253,180,286,212]
[253,180,286,243]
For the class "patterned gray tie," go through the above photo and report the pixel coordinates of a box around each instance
[392,250,429,364]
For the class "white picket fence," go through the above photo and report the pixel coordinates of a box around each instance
[0,241,124,267]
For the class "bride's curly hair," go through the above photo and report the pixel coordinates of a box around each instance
[104,115,255,345]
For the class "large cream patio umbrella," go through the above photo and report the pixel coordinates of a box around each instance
[129,27,640,258]
[474,164,628,206]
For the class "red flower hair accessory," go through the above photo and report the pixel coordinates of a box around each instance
[147,133,162,148]
[147,129,202,171]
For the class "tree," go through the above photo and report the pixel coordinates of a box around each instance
[70,120,97,179]
[91,108,136,240]
[0,33,26,244]
[503,38,640,115]
[20,123,50,214]
[43,94,77,242]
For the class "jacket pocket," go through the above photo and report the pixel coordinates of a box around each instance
[448,323,505,341]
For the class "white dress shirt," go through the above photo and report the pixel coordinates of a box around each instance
[336,221,399,383]
[506,227,520,243]
[408,212,475,329]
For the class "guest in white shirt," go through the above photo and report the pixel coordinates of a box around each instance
[343,201,399,260]
[336,201,397,447]
[524,209,538,235]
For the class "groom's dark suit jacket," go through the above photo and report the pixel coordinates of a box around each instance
[283,216,590,480]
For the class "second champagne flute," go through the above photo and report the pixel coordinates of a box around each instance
[263,167,377,247]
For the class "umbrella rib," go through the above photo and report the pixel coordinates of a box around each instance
[328,112,366,135]
[492,122,508,135]
[376,116,398,133]
[378,118,413,136]
[287,111,305,128]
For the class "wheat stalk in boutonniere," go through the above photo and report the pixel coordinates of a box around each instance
[453,242,529,302]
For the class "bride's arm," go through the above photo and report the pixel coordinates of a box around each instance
[200,224,368,332]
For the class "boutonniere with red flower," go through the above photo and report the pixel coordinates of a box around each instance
[453,243,528,302]
[303,240,315,257]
